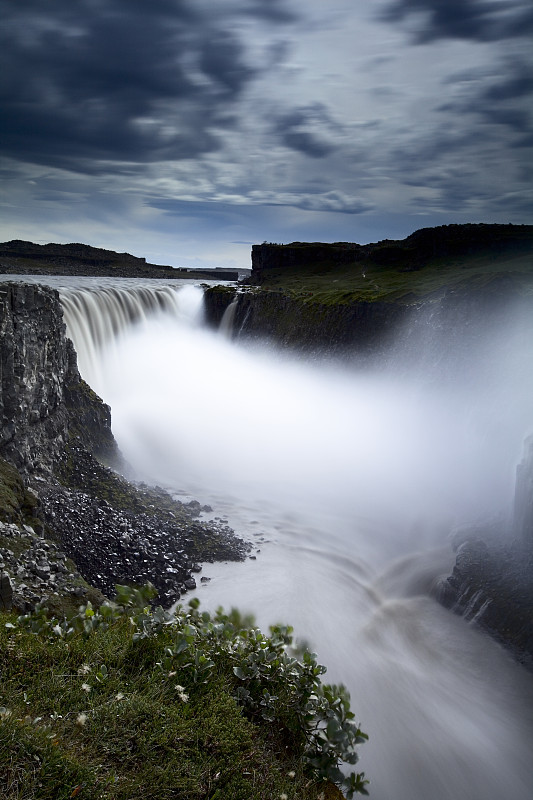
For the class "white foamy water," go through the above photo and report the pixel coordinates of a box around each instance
[57,279,533,800]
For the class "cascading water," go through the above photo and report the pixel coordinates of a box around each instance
[59,279,533,800]
[59,281,205,396]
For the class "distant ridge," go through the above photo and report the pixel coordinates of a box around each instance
[0,240,239,281]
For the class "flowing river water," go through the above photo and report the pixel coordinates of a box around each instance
[12,275,533,799]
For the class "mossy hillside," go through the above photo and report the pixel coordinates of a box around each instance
[0,592,368,799]
[0,457,107,618]
[251,225,533,303]
[253,250,533,306]
[56,438,198,528]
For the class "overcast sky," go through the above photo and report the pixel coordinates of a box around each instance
[1,0,532,268]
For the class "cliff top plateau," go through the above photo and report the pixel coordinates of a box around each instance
[249,223,533,302]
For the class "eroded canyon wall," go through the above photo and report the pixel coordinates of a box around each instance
[0,282,115,475]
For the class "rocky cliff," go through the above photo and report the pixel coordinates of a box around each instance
[438,437,533,670]
[0,282,248,614]
[205,223,533,359]
[204,286,406,358]
[0,283,115,474]
[514,435,533,550]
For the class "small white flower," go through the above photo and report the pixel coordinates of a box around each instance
[81,683,91,693]
[280,794,288,800]
[77,664,91,675]
[174,685,189,702]
[115,692,124,701]
[75,713,87,727]
[287,770,296,779]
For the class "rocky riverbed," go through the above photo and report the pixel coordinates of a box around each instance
[1,445,251,614]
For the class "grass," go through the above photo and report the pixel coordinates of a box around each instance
[0,593,365,799]
[256,251,533,305]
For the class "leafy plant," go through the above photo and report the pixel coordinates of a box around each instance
[9,583,369,796]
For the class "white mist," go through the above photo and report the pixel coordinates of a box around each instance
[63,282,533,800]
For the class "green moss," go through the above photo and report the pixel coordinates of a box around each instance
[37,583,107,620]
[0,459,25,522]
[0,458,41,528]
[0,532,32,559]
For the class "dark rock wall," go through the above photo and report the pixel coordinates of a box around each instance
[235,290,406,357]
[204,277,527,365]
[514,435,533,551]
[437,437,533,669]
[0,282,114,474]
[203,286,407,357]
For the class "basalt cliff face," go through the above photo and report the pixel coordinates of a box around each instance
[515,435,533,550]
[0,283,115,474]
[205,287,407,358]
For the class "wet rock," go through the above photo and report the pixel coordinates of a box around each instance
[0,571,13,610]
[439,439,533,670]
[514,434,533,551]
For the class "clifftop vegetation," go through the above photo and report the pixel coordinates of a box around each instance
[0,587,368,799]
[250,224,533,304]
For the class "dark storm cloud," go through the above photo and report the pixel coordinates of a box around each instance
[0,0,274,173]
[198,31,256,95]
[483,67,533,102]
[291,192,374,214]
[273,105,340,158]
[381,0,533,43]
[439,60,533,142]
[386,115,533,216]
[243,0,300,24]
[147,189,373,215]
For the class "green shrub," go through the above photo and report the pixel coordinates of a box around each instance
[1,584,368,798]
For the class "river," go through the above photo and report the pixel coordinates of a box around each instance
[13,275,533,800]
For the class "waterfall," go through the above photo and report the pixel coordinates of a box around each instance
[219,298,239,338]
[60,282,204,395]
[54,278,533,800]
